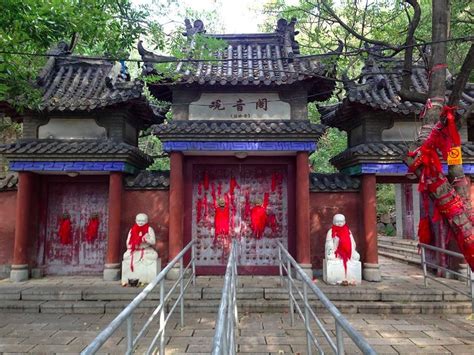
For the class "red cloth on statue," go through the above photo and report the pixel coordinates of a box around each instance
[214,195,230,241]
[129,223,149,250]
[331,224,352,271]
[128,223,149,272]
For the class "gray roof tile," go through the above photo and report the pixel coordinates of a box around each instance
[0,172,18,191]
[0,139,153,168]
[310,173,360,192]
[153,120,326,141]
[124,170,170,190]
[319,56,474,129]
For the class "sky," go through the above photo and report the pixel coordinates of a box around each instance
[134,0,300,34]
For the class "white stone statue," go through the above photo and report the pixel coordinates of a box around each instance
[121,213,161,286]
[323,214,361,285]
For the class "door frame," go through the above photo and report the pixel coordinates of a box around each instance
[37,175,109,275]
[183,155,296,275]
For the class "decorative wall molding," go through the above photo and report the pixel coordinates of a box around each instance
[9,161,137,173]
[342,163,474,176]
[163,141,316,152]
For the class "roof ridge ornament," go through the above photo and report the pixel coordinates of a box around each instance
[275,18,300,62]
[183,19,206,58]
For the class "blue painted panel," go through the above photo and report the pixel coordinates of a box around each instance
[344,163,474,176]
[9,161,129,172]
[162,141,317,152]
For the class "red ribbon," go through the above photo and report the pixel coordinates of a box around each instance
[331,224,352,272]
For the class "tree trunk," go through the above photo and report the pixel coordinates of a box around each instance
[409,1,474,270]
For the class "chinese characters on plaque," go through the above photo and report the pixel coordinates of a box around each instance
[189,93,290,120]
[209,97,268,118]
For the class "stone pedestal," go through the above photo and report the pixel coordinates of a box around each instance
[323,259,361,285]
[362,262,381,282]
[121,257,161,285]
[10,264,28,282]
[296,263,313,280]
[103,263,121,281]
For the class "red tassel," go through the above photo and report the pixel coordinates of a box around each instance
[229,176,240,196]
[251,205,267,239]
[418,217,432,245]
[85,216,99,242]
[58,216,72,245]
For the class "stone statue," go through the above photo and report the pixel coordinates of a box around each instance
[121,213,161,286]
[323,214,361,285]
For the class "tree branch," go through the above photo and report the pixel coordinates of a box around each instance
[313,0,399,50]
[448,43,474,106]
[399,0,423,103]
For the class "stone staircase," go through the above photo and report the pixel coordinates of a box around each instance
[0,273,471,316]
[378,236,421,265]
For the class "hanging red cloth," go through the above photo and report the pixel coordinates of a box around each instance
[58,215,72,245]
[229,176,240,196]
[214,195,230,242]
[331,224,352,271]
[85,216,100,243]
[250,193,269,239]
[128,223,149,272]
[418,217,432,245]
[203,171,209,191]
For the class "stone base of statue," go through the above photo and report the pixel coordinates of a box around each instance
[323,259,361,285]
[121,253,161,286]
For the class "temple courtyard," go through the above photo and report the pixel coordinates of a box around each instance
[0,254,472,354]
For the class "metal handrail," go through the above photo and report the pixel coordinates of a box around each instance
[419,242,473,312]
[211,239,238,355]
[82,240,196,355]
[277,242,376,355]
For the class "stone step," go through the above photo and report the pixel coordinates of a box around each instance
[1,299,470,315]
[379,250,422,266]
[378,244,420,258]
[378,237,419,250]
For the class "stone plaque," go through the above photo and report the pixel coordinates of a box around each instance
[188,93,290,120]
[38,118,106,139]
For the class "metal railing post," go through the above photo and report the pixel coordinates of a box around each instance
[192,243,196,286]
[159,279,166,355]
[336,321,345,355]
[287,258,294,327]
[303,282,312,355]
[180,261,184,327]
[421,246,428,287]
[471,269,474,313]
[233,260,238,326]
[278,246,283,287]
[126,314,133,355]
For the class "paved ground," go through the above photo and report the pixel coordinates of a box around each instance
[0,311,473,354]
[0,255,472,353]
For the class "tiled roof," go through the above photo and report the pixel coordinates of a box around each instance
[0,139,153,168]
[320,56,474,129]
[330,141,474,169]
[3,41,166,123]
[153,120,326,141]
[0,172,18,191]
[124,170,170,190]
[310,173,360,192]
[139,19,340,102]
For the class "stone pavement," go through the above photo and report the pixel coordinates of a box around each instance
[0,311,473,354]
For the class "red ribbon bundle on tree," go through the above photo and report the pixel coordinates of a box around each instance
[58,214,72,245]
[85,215,100,243]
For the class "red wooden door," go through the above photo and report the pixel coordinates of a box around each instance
[192,164,288,274]
[43,180,108,275]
